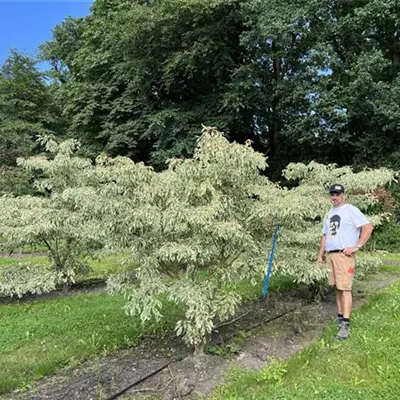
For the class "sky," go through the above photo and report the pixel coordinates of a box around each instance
[0,1,94,67]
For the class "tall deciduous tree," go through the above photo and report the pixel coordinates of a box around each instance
[253,0,400,170]
[0,50,66,167]
[238,0,325,173]
[43,0,260,167]
[40,16,85,84]
[41,0,400,172]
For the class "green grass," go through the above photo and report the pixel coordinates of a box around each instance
[0,255,49,268]
[379,252,400,262]
[229,275,296,302]
[378,263,400,274]
[0,253,129,280]
[209,280,400,400]
[85,253,131,279]
[0,292,182,394]
[0,271,294,395]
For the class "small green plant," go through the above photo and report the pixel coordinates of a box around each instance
[206,342,241,357]
[206,345,227,357]
[255,358,287,385]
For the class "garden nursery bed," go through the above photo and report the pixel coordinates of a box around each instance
[3,266,399,400]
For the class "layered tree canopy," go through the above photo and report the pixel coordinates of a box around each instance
[31,0,400,174]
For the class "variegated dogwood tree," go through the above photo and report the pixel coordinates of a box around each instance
[105,127,394,352]
[0,137,105,295]
[0,136,156,296]
[0,127,395,352]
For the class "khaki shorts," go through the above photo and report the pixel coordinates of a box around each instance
[326,252,356,291]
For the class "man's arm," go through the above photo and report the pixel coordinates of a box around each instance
[317,235,326,264]
[343,223,374,255]
[357,223,374,248]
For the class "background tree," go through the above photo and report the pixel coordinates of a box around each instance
[227,0,319,177]
[40,16,85,84]
[0,50,66,167]
[39,0,400,174]
[252,0,400,171]
[42,0,262,167]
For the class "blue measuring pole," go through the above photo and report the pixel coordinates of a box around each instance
[263,218,279,297]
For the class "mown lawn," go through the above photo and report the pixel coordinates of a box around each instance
[0,273,294,395]
[378,252,400,262]
[0,253,130,280]
[0,292,181,394]
[209,269,400,400]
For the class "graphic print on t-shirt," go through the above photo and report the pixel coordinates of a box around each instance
[329,214,341,236]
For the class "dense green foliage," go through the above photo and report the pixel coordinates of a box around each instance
[371,183,400,252]
[249,0,400,171]
[42,0,253,167]
[372,220,400,252]
[0,51,66,168]
[0,168,36,196]
[3,0,400,176]
[33,0,400,173]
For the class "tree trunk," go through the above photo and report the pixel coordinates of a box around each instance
[270,41,281,159]
[194,342,205,356]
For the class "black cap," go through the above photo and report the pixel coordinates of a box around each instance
[329,184,345,194]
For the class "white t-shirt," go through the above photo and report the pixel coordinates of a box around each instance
[322,204,370,251]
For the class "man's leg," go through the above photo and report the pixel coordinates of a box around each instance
[336,289,352,340]
[336,288,344,327]
[334,254,355,339]
[327,255,342,327]
[341,290,352,319]
[336,288,343,314]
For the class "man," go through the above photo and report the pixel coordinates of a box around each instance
[317,184,373,340]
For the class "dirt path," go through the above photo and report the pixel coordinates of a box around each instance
[3,270,399,400]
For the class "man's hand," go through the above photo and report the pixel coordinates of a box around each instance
[317,256,324,264]
[343,246,359,256]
